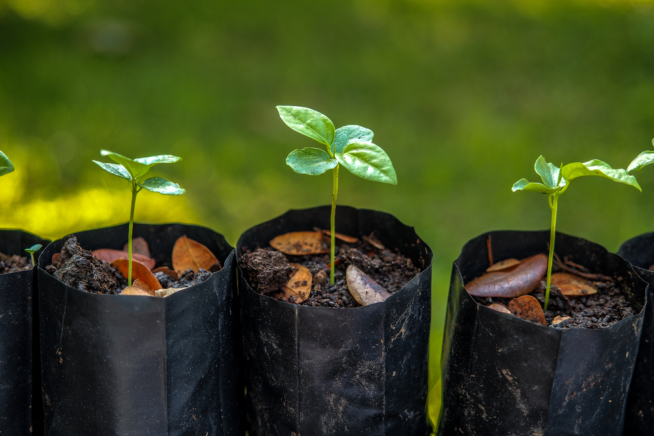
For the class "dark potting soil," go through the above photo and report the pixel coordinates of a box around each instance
[46,235,211,294]
[0,252,32,274]
[472,260,637,330]
[239,235,420,308]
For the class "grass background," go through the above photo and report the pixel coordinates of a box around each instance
[2,0,654,429]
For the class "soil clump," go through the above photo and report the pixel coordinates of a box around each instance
[0,252,32,274]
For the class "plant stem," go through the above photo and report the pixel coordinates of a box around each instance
[30,253,35,268]
[544,194,559,311]
[330,164,340,285]
[128,185,138,285]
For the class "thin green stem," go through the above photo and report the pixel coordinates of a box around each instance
[30,253,35,268]
[544,194,559,311]
[128,185,138,285]
[330,164,339,285]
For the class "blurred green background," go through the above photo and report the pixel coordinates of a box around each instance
[2,0,654,428]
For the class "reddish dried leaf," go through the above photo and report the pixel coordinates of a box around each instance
[486,258,521,273]
[121,286,154,296]
[133,279,152,292]
[153,266,179,280]
[277,264,312,304]
[52,253,60,264]
[465,254,548,298]
[112,258,162,290]
[346,264,391,306]
[172,236,220,274]
[123,237,151,258]
[93,249,156,270]
[550,273,597,297]
[508,295,546,326]
[270,231,329,255]
[321,229,359,243]
[487,303,512,314]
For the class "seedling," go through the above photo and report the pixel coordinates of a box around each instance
[512,156,640,310]
[0,151,15,177]
[277,106,397,285]
[93,150,185,284]
[25,244,42,268]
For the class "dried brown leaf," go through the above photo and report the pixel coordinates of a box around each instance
[320,229,359,243]
[133,279,152,292]
[487,303,512,314]
[486,258,521,273]
[112,258,162,290]
[172,236,220,274]
[277,264,312,303]
[155,288,186,298]
[362,233,385,250]
[465,254,548,298]
[121,286,153,296]
[152,266,179,280]
[552,316,571,326]
[93,249,156,270]
[508,295,546,326]
[270,231,329,255]
[123,237,151,258]
[346,264,391,306]
[550,273,597,297]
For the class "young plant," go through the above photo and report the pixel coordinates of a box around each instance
[627,139,654,174]
[512,156,640,310]
[93,150,185,284]
[277,106,397,285]
[0,151,14,177]
[25,244,42,268]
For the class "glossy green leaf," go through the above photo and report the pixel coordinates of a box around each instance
[286,148,338,175]
[512,178,560,195]
[277,106,336,147]
[135,155,182,166]
[25,244,42,254]
[562,160,641,191]
[140,177,185,195]
[337,142,397,184]
[93,161,132,181]
[627,150,654,173]
[534,155,561,188]
[332,125,374,155]
[101,150,150,179]
[0,151,14,177]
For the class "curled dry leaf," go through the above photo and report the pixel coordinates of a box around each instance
[487,303,512,314]
[550,273,597,297]
[155,288,186,298]
[277,263,312,303]
[93,249,156,270]
[270,231,329,255]
[121,286,153,296]
[123,237,151,258]
[153,266,179,280]
[508,295,546,326]
[133,279,152,292]
[346,264,391,306]
[486,258,521,273]
[172,236,220,274]
[111,258,162,290]
[552,316,571,326]
[320,229,359,243]
[465,254,548,298]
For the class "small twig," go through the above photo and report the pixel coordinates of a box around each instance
[553,252,612,281]
[486,235,494,267]
[363,233,385,250]
[563,255,589,273]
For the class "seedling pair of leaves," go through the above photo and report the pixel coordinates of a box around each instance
[513,156,640,310]
[94,150,185,284]
[277,106,397,284]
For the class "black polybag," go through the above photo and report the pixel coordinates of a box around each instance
[237,206,432,436]
[438,231,647,436]
[0,229,49,435]
[617,232,654,435]
[37,223,243,436]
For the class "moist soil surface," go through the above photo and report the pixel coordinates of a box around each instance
[0,252,32,274]
[239,234,420,308]
[472,259,637,329]
[46,235,211,294]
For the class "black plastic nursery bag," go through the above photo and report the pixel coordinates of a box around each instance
[37,223,242,436]
[439,231,647,436]
[617,232,654,435]
[0,230,49,435]
[237,206,433,436]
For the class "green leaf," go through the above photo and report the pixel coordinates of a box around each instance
[134,155,182,166]
[627,150,654,173]
[25,244,42,254]
[101,150,150,179]
[562,160,641,191]
[140,177,185,195]
[93,161,132,181]
[332,125,374,155]
[512,178,560,195]
[0,151,15,177]
[286,148,338,175]
[534,155,561,188]
[276,106,336,147]
[337,142,397,185]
